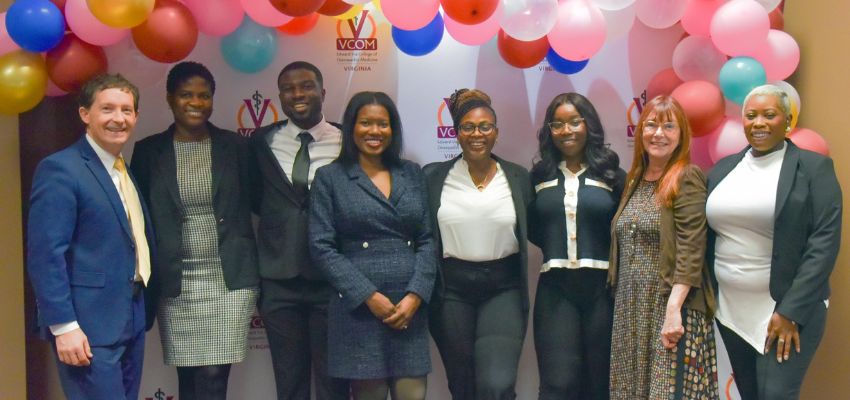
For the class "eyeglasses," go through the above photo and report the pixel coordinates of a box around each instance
[643,120,678,134]
[548,118,584,133]
[458,122,497,135]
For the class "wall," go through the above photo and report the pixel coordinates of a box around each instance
[784,2,850,398]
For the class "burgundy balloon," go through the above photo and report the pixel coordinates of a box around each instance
[497,30,548,69]
[131,0,199,63]
[46,34,108,92]
[317,0,353,16]
[270,0,325,17]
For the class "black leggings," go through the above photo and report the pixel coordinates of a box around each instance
[533,268,612,400]
[350,376,427,400]
[430,256,525,400]
[176,364,232,400]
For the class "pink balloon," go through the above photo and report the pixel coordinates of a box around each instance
[671,80,726,136]
[672,36,727,83]
[0,13,21,54]
[681,0,726,37]
[46,77,69,97]
[65,0,129,46]
[789,128,829,156]
[748,29,799,82]
[635,0,688,29]
[382,0,440,30]
[690,133,715,170]
[183,0,244,37]
[547,0,606,61]
[646,67,684,99]
[710,0,770,56]
[242,0,293,27]
[444,0,502,46]
[708,117,748,162]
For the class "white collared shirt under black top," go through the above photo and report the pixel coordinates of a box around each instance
[438,159,519,261]
[532,162,622,272]
[268,117,341,189]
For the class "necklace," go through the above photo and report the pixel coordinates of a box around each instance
[470,161,496,191]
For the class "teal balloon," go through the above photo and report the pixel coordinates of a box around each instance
[220,17,278,73]
[718,56,767,104]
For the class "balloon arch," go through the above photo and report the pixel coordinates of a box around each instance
[0,0,830,163]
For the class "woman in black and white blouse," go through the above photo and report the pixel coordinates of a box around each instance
[423,89,533,400]
[529,93,624,400]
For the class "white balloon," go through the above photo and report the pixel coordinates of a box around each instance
[635,0,688,29]
[500,0,559,41]
[343,0,373,4]
[672,36,728,82]
[592,0,636,11]
[708,117,748,162]
[754,0,782,11]
[602,4,636,42]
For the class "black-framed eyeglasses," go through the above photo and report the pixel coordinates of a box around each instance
[548,118,584,132]
[458,122,497,135]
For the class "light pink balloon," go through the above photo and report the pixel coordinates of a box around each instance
[547,0,606,61]
[789,127,829,156]
[591,0,635,11]
[183,0,244,37]
[708,117,748,162]
[690,132,715,170]
[445,1,503,46]
[601,4,635,42]
[46,77,69,97]
[382,0,440,30]
[65,0,130,46]
[343,0,372,4]
[747,29,799,81]
[242,0,293,27]
[635,0,688,29]
[0,13,21,54]
[681,0,727,37]
[710,0,770,56]
[672,36,727,83]
[500,0,559,41]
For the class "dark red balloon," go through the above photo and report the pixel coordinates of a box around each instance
[276,13,320,35]
[497,29,548,69]
[318,0,353,16]
[441,0,498,25]
[768,8,784,30]
[270,0,325,17]
[46,34,107,92]
[131,0,198,63]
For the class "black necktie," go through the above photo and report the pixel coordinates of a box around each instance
[292,131,313,197]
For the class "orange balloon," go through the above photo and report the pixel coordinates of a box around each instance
[46,34,108,92]
[497,29,548,69]
[270,0,324,17]
[318,0,354,16]
[276,13,320,36]
[131,0,198,63]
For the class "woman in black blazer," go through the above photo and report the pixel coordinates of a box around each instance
[706,84,842,400]
[131,62,259,400]
[424,89,533,400]
[528,93,624,400]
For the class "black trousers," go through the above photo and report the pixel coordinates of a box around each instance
[533,268,611,400]
[259,277,349,400]
[429,255,525,400]
[717,302,826,400]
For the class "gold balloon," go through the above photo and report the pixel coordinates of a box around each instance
[0,51,48,115]
[87,0,155,28]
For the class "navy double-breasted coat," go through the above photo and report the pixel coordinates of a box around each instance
[309,160,437,379]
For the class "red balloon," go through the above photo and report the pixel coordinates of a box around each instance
[46,34,107,92]
[318,0,353,16]
[270,0,324,17]
[647,68,684,99]
[441,0,499,25]
[789,127,829,156]
[131,0,198,63]
[276,13,320,35]
[497,30,548,69]
[671,80,726,137]
[768,7,784,30]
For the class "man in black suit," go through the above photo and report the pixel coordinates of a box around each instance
[252,61,348,400]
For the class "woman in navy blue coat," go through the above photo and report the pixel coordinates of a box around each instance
[309,91,437,400]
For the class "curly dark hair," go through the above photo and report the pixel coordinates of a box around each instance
[531,93,620,186]
[166,61,215,95]
[448,88,496,131]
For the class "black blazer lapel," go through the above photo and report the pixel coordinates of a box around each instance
[210,128,235,205]
[774,140,800,217]
[496,155,527,241]
[255,120,301,205]
[152,130,182,208]
[347,163,395,209]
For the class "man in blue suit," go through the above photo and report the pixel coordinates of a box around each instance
[27,74,153,400]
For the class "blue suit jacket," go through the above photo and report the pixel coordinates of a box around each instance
[27,136,154,346]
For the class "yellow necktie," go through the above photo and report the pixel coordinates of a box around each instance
[114,157,151,286]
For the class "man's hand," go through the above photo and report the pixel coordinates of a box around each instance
[55,328,93,367]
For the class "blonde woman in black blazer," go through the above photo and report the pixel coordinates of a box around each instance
[706,84,842,400]
[424,89,533,400]
[131,62,259,400]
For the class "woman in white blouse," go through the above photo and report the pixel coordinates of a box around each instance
[706,84,842,400]
[423,89,533,400]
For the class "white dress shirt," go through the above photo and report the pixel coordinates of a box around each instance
[268,117,342,188]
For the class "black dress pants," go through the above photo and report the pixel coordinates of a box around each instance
[430,255,525,400]
[260,277,349,400]
[717,302,826,400]
[533,268,611,400]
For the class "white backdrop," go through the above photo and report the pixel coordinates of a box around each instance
[127,7,739,400]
